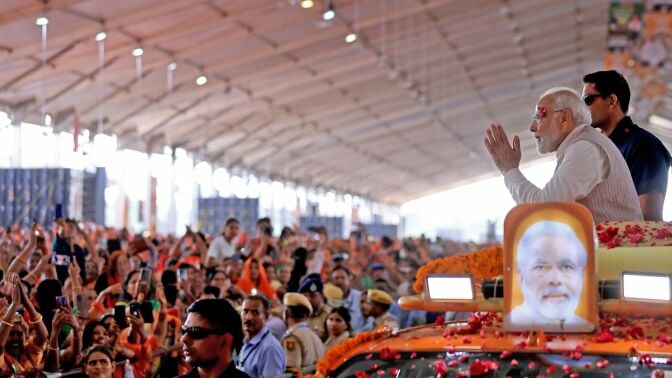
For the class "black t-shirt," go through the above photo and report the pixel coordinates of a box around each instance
[609,116,671,195]
[176,362,251,378]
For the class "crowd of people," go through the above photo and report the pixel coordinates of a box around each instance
[0,215,479,378]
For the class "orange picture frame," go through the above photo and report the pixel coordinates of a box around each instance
[503,203,597,333]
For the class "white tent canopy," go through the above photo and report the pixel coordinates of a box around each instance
[3,0,666,205]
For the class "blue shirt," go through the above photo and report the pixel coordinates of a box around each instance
[343,288,363,331]
[237,327,285,378]
[609,116,671,195]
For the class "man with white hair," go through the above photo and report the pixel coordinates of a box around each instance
[484,87,643,223]
[506,221,593,332]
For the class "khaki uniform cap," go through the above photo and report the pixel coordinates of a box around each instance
[367,289,393,305]
[284,292,313,315]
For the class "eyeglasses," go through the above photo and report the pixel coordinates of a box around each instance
[533,107,564,123]
[180,326,227,340]
[582,93,607,106]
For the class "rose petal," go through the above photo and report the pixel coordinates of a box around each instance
[499,351,512,359]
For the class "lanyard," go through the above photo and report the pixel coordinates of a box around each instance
[238,329,270,367]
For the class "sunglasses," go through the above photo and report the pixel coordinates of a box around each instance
[180,326,227,340]
[582,93,607,106]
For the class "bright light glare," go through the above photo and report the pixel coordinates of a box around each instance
[132,48,144,57]
[623,273,671,301]
[196,75,208,86]
[426,275,474,300]
[345,33,357,43]
[44,114,52,126]
[167,62,177,71]
[323,9,335,21]
[95,32,107,42]
[35,17,49,26]
[300,0,314,8]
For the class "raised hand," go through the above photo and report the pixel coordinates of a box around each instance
[484,123,522,174]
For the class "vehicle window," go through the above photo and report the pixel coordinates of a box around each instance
[331,351,671,377]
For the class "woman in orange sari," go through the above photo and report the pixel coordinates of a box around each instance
[236,258,276,299]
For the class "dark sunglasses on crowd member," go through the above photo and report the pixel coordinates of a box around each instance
[180,326,227,340]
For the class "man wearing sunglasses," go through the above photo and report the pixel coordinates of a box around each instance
[484,87,643,223]
[582,70,671,221]
[177,299,250,378]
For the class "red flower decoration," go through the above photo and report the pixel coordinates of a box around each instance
[458,355,470,363]
[562,365,572,374]
[571,351,583,360]
[469,360,488,376]
[435,315,446,325]
[597,359,610,368]
[499,351,512,359]
[598,226,620,245]
[448,360,459,368]
[546,365,557,374]
[462,337,472,344]
[388,368,400,375]
[379,347,400,361]
[355,371,370,378]
[596,330,615,343]
[434,360,448,375]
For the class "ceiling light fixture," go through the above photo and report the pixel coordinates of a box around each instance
[167,62,177,71]
[345,33,357,43]
[196,75,208,86]
[323,1,335,20]
[95,32,107,42]
[132,48,144,57]
[300,0,314,8]
[35,17,49,26]
[44,113,52,127]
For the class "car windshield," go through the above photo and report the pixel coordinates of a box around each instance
[331,351,671,377]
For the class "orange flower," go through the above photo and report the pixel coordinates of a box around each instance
[306,329,391,377]
[413,246,503,294]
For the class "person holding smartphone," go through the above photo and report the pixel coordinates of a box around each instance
[0,274,48,376]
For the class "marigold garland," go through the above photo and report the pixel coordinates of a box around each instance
[413,246,504,294]
[305,329,390,378]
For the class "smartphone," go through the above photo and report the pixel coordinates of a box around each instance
[129,302,141,317]
[140,268,152,284]
[0,269,4,282]
[139,301,154,324]
[54,204,63,220]
[51,254,72,266]
[55,295,70,308]
[107,238,122,253]
[114,305,128,329]
[76,294,89,318]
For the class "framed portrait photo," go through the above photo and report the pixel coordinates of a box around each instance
[503,203,597,333]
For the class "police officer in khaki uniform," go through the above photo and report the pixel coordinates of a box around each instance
[298,275,331,339]
[282,292,325,375]
[367,289,400,330]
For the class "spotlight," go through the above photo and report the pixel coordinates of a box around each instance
[196,75,208,86]
[167,62,177,71]
[345,33,357,43]
[300,0,314,8]
[44,114,52,127]
[35,17,49,26]
[132,48,144,57]
[323,2,335,20]
[95,32,107,42]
